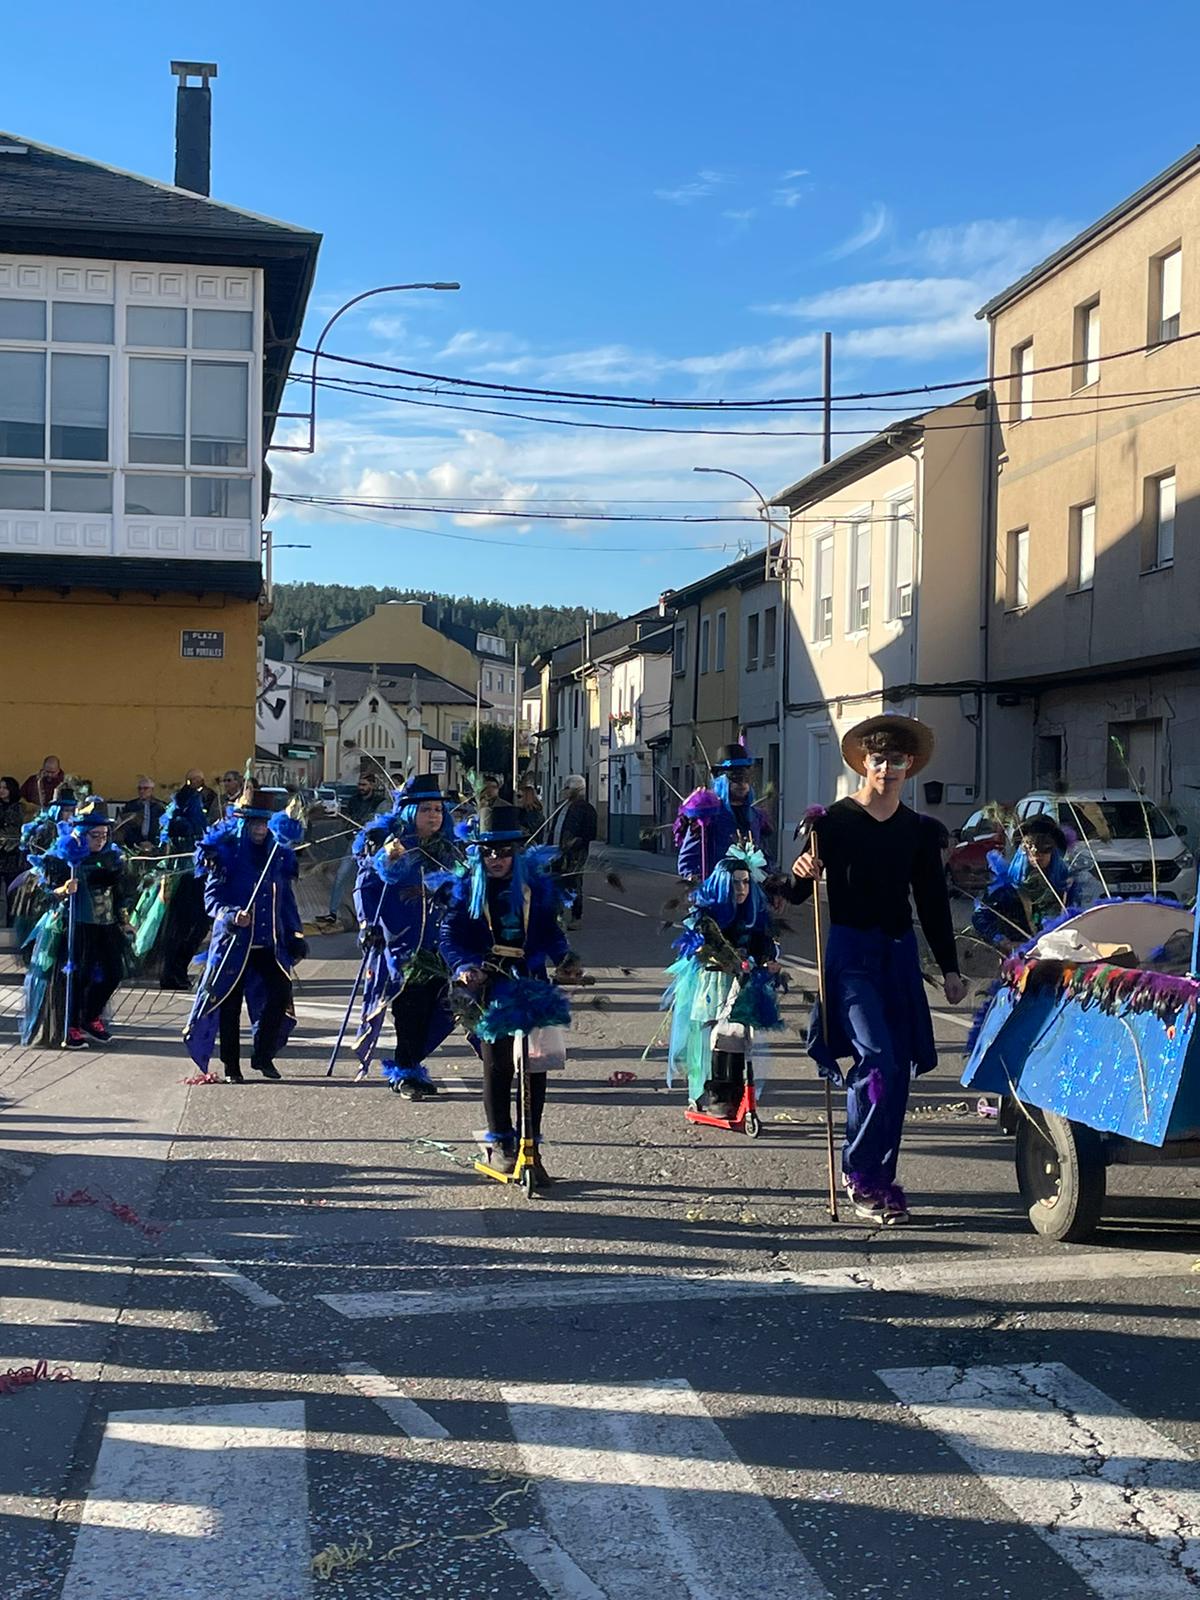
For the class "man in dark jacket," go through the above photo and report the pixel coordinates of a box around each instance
[114,778,165,848]
[549,774,597,926]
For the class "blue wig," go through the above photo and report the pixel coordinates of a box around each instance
[986,842,1070,898]
[692,854,770,932]
[713,772,756,812]
[465,842,559,919]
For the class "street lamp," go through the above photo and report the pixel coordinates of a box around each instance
[306,282,460,452]
[692,466,783,582]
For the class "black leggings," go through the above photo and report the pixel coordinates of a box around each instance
[161,874,209,985]
[72,924,127,1027]
[391,980,444,1070]
[481,1036,547,1142]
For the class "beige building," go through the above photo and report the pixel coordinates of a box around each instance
[663,553,757,799]
[981,146,1200,829]
[770,394,989,834]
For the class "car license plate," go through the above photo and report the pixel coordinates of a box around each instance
[1122,881,1153,894]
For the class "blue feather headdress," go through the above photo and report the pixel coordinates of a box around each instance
[159,786,207,848]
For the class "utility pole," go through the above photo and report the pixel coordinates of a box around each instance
[511,640,520,794]
[474,671,482,786]
[821,332,833,465]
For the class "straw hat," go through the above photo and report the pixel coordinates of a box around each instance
[841,713,935,777]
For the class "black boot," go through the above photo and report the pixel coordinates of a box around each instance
[221,1063,244,1084]
[251,1059,281,1080]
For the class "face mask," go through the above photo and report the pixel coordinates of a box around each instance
[865,752,912,773]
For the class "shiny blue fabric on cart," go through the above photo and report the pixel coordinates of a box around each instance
[962,983,1200,1147]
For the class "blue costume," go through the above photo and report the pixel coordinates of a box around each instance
[439,803,575,1173]
[972,818,1086,951]
[675,744,774,881]
[132,786,211,986]
[352,775,463,1094]
[183,789,306,1080]
[663,846,783,1108]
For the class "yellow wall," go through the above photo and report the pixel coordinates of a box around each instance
[0,588,258,799]
[302,602,477,688]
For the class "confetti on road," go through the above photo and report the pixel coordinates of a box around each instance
[0,1358,73,1398]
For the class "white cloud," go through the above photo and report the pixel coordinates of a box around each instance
[910,217,1074,283]
[723,208,756,226]
[830,202,891,259]
[772,188,807,209]
[780,168,810,181]
[436,328,530,361]
[654,168,728,204]
[759,276,980,322]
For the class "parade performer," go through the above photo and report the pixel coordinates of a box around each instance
[183,786,306,1083]
[439,802,583,1183]
[662,844,784,1118]
[787,715,966,1226]
[675,743,774,882]
[972,815,1093,953]
[133,785,211,989]
[22,798,135,1049]
[9,786,77,957]
[353,773,462,1097]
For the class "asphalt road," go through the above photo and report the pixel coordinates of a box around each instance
[1,854,1198,1599]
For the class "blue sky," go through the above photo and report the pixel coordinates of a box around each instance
[4,1,1199,610]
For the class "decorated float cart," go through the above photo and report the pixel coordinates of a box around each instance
[962,900,1200,1242]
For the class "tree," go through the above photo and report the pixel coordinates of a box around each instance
[459,723,514,783]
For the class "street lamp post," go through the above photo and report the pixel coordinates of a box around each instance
[305,282,460,453]
[692,465,783,583]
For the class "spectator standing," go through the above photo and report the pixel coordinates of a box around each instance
[21,756,65,808]
[114,778,165,848]
[518,783,546,839]
[0,775,25,918]
[549,774,598,926]
[316,772,385,928]
[219,770,242,815]
[183,769,220,825]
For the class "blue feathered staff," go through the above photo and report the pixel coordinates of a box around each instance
[56,823,91,1048]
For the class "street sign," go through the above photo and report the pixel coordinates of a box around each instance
[428,750,448,775]
[181,629,225,659]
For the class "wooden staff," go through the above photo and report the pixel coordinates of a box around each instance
[809,828,839,1222]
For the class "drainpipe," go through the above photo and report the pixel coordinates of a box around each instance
[980,337,998,800]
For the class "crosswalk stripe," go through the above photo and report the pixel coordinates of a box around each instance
[60,1399,311,1599]
[180,1252,283,1308]
[877,1362,1200,1598]
[503,1527,608,1599]
[502,1377,832,1599]
[318,1248,1198,1321]
[338,1361,449,1439]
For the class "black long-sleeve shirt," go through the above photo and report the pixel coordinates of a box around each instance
[786,799,959,975]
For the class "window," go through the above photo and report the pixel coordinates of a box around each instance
[746,612,760,671]
[1069,501,1096,591]
[888,498,914,619]
[0,350,45,457]
[126,306,187,348]
[190,361,248,466]
[763,605,777,666]
[572,687,580,727]
[1152,248,1182,344]
[484,669,493,690]
[51,471,111,513]
[1006,527,1029,610]
[1144,471,1176,570]
[1073,299,1100,389]
[192,310,254,351]
[191,477,252,519]
[700,615,711,674]
[0,299,45,341]
[49,353,108,460]
[714,609,726,672]
[52,302,114,344]
[849,517,871,631]
[125,474,186,516]
[0,468,45,509]
[129,359,185,464]
[1012,339,1034,421]
[813,534,834,642]
[673,619,688,674]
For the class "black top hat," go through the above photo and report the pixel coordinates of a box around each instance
[73,798,110,830]
[400,772,451,805]
[233,784,289,819]
[713,743,755,770]
[476,802,526,843]
[50,786,77,811]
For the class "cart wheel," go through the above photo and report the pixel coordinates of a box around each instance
[1014,1109,1106,1242]
[743,1110,762,1139]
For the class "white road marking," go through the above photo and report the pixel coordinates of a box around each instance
[587,895,650,917]
[502,1377,832,1599]
[180,1252,283,1308]
[60,1399,311,1600]
[338,1361,449,1439]
[503,1526,613,1599]
[878,1362,1200,1598]
[319,1248,1197,1321]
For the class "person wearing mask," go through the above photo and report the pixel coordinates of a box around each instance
[23,798,135,1049]
[21,756,65,809]
[153,785,212,990]
[548,775,597,926]
[114,778,165,849]
[675,744,774,884]
[184,785,306,1083]
[440,803,583,1184]
[972,816,1090,954]
[784,715,966,1227]
[353,773,463,1095]
[316,772,386,929]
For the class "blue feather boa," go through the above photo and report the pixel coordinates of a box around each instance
[476,977,571,1042]
[728,967,785,1030]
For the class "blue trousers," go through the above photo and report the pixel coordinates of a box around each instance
[808,926,935,1195]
